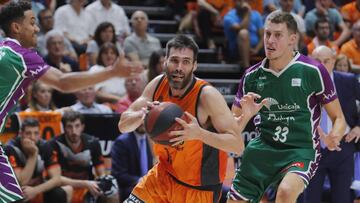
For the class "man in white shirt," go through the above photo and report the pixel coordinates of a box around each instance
[85,0,130,39]
[54,0,92,54]
[71,86,113,114]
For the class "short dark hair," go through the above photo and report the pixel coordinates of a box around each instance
[21,118,39,131]
[62,111,84,126]
[165,35,198,62]
[314,17,330,30]
[0,1,32,36]
[94,22,116,47]
[266,11,298,34]
[97,42,119,66]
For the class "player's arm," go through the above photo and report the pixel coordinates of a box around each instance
[118,76,161,133]
[24,166,61,198]
[321,99,347,150]
[61,176,102,197]
[39,54,142,93]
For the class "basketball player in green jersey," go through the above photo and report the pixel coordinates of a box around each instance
[227,11,347,203]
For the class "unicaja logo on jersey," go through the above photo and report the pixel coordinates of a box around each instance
[264,98,300,112]
[264,97,279,110]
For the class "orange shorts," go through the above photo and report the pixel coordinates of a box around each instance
[127,164,222,203]
[71,188,88,203]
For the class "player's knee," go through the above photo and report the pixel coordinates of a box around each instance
[237,29,249,39]
[276,182,294,200]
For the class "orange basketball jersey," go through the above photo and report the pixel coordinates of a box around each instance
[152,75,228,187]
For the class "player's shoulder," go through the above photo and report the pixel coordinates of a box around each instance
[242,60,264,80]
[294,54,324,72]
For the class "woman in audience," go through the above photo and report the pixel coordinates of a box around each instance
[335,54,352,73]
[87,22,122,66]
[89,42,126,104]
[147,50,165,82]
[26,81,57,112]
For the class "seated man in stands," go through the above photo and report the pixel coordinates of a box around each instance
[49,111,118,203]
[123,10,161,67]
[44,30,79,108]
[307,18,339,54]
[223,0,264,67]
[304,0,350,47]
[5,118,65,203]
[71,86,113,114]
[115,75,146,113]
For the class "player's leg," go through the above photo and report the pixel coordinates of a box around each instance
[124,164,168,203]
[275,172,305,203]
[0,145,23,202]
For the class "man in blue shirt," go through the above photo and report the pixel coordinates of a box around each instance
[223,0,264,67]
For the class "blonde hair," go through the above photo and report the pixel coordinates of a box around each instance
[334,54,352,72]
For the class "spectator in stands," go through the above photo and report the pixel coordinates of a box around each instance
[111,124,153,201]
[263,0,306,17]
[89,42,126,103]
[124,10,161,66]
[307,18,339,55]
[340,20,360,72]
[86,22,122,66]
[303,45,360,203]
[54,0,93,55]
[304,0,350,47]
[115,75,147,113]
[278,0,306,52]
[26,81,57,112]
[341,0,360,27]
[5,118,66,203]
[85,0,130,40]
[197,0,234,49]
[223,0,264,67]
[36,9,77,61]
[335,54,352,72]
[44,30,79,108]
[71,86,112,114]
[49,111,119,203]
[147,49,165,82]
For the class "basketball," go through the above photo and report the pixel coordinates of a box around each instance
[144,102,185,145]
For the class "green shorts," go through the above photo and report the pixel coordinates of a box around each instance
[228,137,320,203]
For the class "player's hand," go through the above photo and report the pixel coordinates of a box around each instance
[86,180,103,197]
[240,92,267,119]
[21,138,38,156]
[22,186,39,201]
[345,126,360,143]
[318,126,341,151]
[112,52,143,77]
[169,112,202,146]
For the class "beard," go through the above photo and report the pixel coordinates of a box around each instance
[166,68,193,90]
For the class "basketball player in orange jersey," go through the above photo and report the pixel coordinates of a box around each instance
[118,35,267,203]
